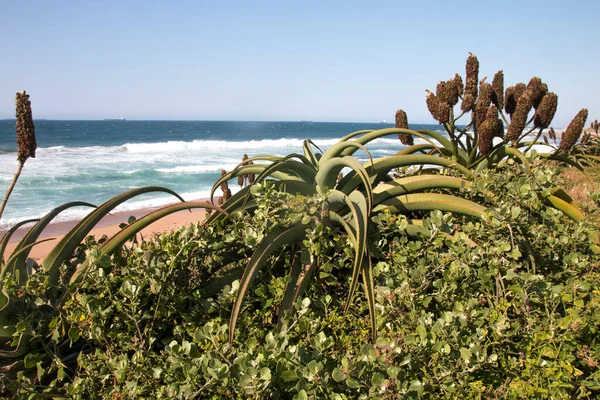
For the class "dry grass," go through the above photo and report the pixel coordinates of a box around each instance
[553,162,600,226]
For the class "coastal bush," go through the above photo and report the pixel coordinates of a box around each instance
[4,160,599,399]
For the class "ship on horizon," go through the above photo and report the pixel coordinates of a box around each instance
[104,117,126,121]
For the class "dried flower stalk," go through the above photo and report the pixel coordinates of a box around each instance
[506,92,533,141]
[395,109,413,145]
[491,71,504,109]
[0,91,38,222]
[426,91,450,124]
[559,109,588,152]
[533,92,558,129]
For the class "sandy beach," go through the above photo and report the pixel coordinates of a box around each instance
[1,204,208,262]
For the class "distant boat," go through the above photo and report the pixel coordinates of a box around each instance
[379,120,387,124]
[105,118,126,121]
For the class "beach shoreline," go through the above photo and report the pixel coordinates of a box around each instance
[1,201,210,262]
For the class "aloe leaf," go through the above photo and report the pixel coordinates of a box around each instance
[360,254,377,344]
[316,156,373,213]
[42,186,184,288]
[209,164,271,203]
[339,154,472,195]
[339,129,374,142]
[0,238,55,311]
[538,152,586,173]
[229,225,308,345]
[320,141,373,166]
[396,144,436,155]
[340,128,459,159]
[0,219,38,267]
[342,192,368,315]
[474,145,529,173]
[277,251,303,331]
[373,175,469,205]
[206,186,254,224]
[549,187,576,206]
[10,202,96,281]
[373,193,486,219]
[2,238,55,283]
[254,160,317,184]
[545,194,584,223]
[327,211,355,243]
[303,139,321,168]
[69,202,227,286]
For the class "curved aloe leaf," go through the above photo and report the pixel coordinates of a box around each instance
[396,144,436,155]
[316,156,374,213]
[339,129,373,142]
[0,219,39,266]
[373,175,469,205]
[320,141,373,166]
[340,128,463,161]
[2,238,55,282]
[361,254,377,344]
[278,251,317,331]
[303,139,321,168]
[0,238,56,314]
[474,145,529,173]
[229,225,308,345]
[206,186,253,224]
[373,193,486,219]
[343,192,369,316]
[210,164,282,203]
[42,187,184,288]
[10,202,96,280]
[339,154,472,195]
[544,194,584,223]
[69,201,227,285]
[254,160,317,184]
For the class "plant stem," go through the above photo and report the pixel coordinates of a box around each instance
[0,161,24,223]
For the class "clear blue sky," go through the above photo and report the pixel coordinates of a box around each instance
[1,0,598,126]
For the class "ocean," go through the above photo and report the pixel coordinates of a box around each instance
[0,120,444,231]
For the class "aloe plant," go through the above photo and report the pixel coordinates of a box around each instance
[0,186,226,379]
[209,136,491,345]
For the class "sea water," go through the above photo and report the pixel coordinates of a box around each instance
[0,120,437,230]
[0,120,556,231]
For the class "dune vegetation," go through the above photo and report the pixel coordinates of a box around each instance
[1,55,600,399]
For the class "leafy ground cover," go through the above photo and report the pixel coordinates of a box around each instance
[3,159,599,399]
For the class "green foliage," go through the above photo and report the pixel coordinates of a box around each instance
[3,160,599,398]
[0,187,226,390]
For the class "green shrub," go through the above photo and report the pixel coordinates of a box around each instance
[4,158,599,399]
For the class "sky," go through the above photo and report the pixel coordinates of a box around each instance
[0,0,599,126]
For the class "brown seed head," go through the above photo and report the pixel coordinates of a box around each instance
[514,83,526,101]
[491,71,504,109]
[15,90,37,164]
[436,80,459,106]
[395,109,408,129]
[454,73,464,97]
[559,109,588,152]
[462,75,478,112]
[466,53,479,84]
[395,109,413,145]
[533,92,558,129]
[506,92,533,141]
[591,120,599,133]
[504,86,517,116]
[477,106,499,155]
[475,82,492,131]
[426,91,450,124]
[222,188,232,201]
[526,77,546,109]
